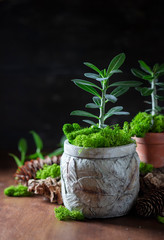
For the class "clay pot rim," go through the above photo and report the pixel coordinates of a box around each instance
[64,140,136,159]
[133,132,164,144]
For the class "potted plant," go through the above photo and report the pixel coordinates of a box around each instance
[129,60,164,168]
[60,53,141,219]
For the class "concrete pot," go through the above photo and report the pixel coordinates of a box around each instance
[133,132,164,168]
[61,140,140,219]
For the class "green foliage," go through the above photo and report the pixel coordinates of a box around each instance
[4,185,32,197]
[36,164,60,179]
[54,206,85,221]
[157,216,164,224]
[63,123,134,148]
[151,114,164,132]
[48,135,66,157]
[129,112,164,137]
[131,60,164,116]
[71,53,141,128]
[29,131,44,158]
[139,162,154,175]
[9,132,65,167]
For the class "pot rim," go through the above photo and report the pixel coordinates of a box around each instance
[63,140,136,159]
[133,132,164,144]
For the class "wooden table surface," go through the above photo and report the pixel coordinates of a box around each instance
[0,169,163,240]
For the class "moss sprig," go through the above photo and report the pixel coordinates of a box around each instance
[4,185,32,197]
[54,206,85,221]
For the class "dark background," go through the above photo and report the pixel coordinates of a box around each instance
[0,0,164,167]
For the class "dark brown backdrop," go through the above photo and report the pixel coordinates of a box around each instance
[0,0,164,167]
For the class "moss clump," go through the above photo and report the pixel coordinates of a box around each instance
[139,162,154,175]
[54,206,85,221]
[157,216,164,224]
[129,112,164,137]
[36,163,60,179]
[4,185,32,197]
[63,123,133,148]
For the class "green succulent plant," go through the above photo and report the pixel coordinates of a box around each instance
[131,60,164,116]
[71,53,141,128]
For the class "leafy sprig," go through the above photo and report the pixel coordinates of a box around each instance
[9,132,65,167]
[131,60,164,116]
[71,53,141,128]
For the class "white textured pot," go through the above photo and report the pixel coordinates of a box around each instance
[61,140,140,219]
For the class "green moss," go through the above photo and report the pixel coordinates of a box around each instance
[151,115,164,132]
[157,216,164,224]
[139,162,154,175]
[36,163,60,179]
[129,112,164,137]
[54,206,85,221]
[4,185,32,197]
[63,123,133,148]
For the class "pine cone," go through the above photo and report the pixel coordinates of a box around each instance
[28,177,63,205]
[139,167,164,197]
[14,156,61,186]
[136,188,164,217]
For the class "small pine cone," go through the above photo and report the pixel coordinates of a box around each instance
[14,155,61,186]
[136,188,164,217]
[28,177,63,205]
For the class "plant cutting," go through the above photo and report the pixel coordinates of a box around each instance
[130,60,164,167]
[60,53,141,219]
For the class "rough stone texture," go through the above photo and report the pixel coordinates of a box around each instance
[61,140,140,219]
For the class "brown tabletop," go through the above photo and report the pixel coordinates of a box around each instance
[0,169,163,240]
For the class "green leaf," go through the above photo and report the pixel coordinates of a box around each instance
[138,60,152,74]
[84,73,100,79]
[110,69,122,74]
[145,109,152,112]
[84,62,103,77]
[18,138,27,163]
[155,106,162,112]
[48,148,63,157]
[157,63,164,72]
[30,131,43,153]
[113,111,130,115]
[70,110,99,119]
[136,87,154,96]
[85,103,99,108]
[131,68,148,79]
[104,106,123,120]
[72,79,101,90]
[73,82,101,98]
[18,138,27,154]
[142,75,154,81]
[9,153,22,167]
[155,95,164,101]
[144,101,152,104]
[93,96,101,105]
[105,94,117,103]
[156,82,164,87]
[157,215,164,224]
[107,53,126,75]
[82,120,97,126]
[110,81,142,87]
[156,70,164,76]
[153,63,159,72]
[111,86,129,97]
[27,152,40,160]
[96,77,109,81]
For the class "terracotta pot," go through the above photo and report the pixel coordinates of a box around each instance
[61,140,140,219]
[133,132,164,168]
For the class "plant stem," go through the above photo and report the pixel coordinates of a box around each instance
[99,83,106,128]
[151,78,158,116]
